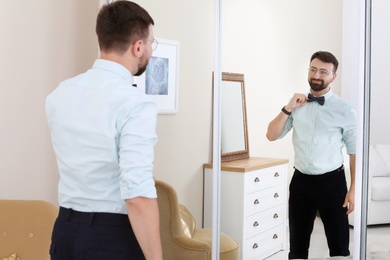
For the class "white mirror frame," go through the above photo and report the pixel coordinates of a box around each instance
[211,0,222,259]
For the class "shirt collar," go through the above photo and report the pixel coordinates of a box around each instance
[308,88,333,101]
[322,89,333,101]
[92,59,133,82]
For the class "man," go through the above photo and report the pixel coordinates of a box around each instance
[266,51,356,259]
[46,1,163,259]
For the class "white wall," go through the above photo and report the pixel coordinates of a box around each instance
[221,0,343,181]
[370,0,390,145]
[342,0,390,146]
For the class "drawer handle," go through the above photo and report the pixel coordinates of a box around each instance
[273,234,278,239]
[253,221,259,227]
[254,199,260,205]
[273,213,279,219]
[274,193,279,198]
[274,172,280,177]
[252,243,258,249]
[254,177,260,183]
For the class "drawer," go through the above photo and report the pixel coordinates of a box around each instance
[245,165,285,193]
[243,224,285,260]
[245,185,285,216]
[244,204,285,239]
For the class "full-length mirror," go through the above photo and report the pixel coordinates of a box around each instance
[215,72,249,162]
[216,1,389,259]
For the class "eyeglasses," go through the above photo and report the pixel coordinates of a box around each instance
[308,67,330,77]
[144,38,158,51]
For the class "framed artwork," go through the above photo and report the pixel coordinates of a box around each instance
[136,38,180,114]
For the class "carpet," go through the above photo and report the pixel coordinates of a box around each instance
[309,251,390,260]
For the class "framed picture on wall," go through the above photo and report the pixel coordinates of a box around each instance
[136,38,180,114]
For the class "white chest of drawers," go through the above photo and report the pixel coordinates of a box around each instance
[203,157,289,260]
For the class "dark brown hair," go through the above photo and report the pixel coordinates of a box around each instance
[310,51,339,73]
[96,1,154,54]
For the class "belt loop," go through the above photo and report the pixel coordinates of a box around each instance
[88,213,95,226]
[66,208,73,221]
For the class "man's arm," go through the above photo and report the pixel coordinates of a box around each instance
[343,154,356,214]
[266,93,308,141]
[126,197,163,260]
[266,110,290,141]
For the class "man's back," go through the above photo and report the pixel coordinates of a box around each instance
[46,59,158,214]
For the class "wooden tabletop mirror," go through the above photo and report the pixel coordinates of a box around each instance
[214,72,250,162]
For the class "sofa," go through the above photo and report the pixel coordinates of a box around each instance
[0,200,58,260]
[348,144,390,226]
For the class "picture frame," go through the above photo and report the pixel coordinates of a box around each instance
[136,38,180,114]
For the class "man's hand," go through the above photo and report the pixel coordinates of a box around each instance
[285,93,308,112]
[266,93,308,141]
[343,189,355,214]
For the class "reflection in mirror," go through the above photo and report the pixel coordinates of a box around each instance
[213,72,249,162]
[365,0,390,256]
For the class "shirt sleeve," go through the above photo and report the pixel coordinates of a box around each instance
[117,98,158,200]
[278,115,293,139]
[343,104,357,155]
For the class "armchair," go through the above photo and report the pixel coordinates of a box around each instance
[347,144,390,225]
[0,200,58,260]
[155,180,239,260]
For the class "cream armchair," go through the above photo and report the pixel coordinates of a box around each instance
[0,200,58,260]
[155,180,239,260]
[347,144,390,225]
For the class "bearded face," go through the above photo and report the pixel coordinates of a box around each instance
[134,54,149,76]
[309,78,329,92]
[307,61,336,93]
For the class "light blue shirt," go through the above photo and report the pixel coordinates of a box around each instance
[46,59,158,214]
[279,90,356,175]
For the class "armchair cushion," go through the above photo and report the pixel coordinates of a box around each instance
[369,145,389,177]
[178,204,196,237]
[1,253,18,260]
[371,177,390,201]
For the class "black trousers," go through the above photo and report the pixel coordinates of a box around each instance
[288,166,350,259]
[50,207,145,260]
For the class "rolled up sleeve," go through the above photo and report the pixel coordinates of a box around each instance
[343,105,357,155]
[118,98,158,199]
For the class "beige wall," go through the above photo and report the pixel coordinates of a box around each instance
[0,0,343,225]
[132,0,215,224]
[0,1,98,206]
[0,0,215,225]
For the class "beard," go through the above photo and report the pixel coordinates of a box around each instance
[309,78,328,92]
[134,55,149,77]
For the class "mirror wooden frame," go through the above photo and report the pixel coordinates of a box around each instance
[213,72,250,162]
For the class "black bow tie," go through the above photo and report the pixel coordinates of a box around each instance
[308,93,325,106]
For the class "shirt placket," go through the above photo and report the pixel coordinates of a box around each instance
[307,105,319,173]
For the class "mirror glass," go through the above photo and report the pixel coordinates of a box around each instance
[366,0,390,255]
[217,72,249,162]
[217,1,382,258]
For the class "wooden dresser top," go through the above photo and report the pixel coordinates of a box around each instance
[203,157,289,173]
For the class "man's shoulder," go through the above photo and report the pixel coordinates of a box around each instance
[329,93,355,109]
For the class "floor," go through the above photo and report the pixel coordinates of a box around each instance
[265,217,390,260]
